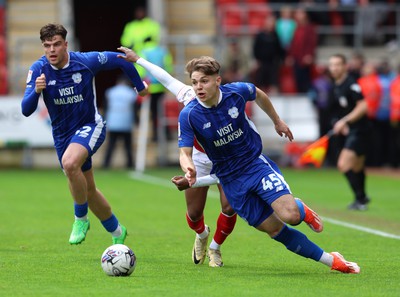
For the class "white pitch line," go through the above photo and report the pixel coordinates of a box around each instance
[321,217,400,240]
[130,172,400,240]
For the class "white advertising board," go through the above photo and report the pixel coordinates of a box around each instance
[0,96,53,147]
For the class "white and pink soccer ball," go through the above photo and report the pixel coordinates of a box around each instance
[101,244,136,276]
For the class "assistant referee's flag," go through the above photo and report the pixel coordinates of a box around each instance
[297,130,334,168]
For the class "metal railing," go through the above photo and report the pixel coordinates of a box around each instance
[10,3,400,94]
[217,3,400,50]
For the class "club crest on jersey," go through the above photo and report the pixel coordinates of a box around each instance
[98,53,108,64]
[72,73,82,84]
[228,106,239,119]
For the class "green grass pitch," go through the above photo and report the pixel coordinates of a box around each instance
[0,167,399,297]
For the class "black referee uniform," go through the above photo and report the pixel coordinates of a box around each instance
[327,75,370,209]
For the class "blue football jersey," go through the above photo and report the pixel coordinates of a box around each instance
[178,82,262,182]
[22,51,145,146]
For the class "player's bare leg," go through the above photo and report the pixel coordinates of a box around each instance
[256,213,359,273]
[84,169,112,220]
[271,194,323,232]
[62,143,89,205]
[62,143,125,244]
[185,187,209,265]
[84,169,126,244]
[62,143,91,244]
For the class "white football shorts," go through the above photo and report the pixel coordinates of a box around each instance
[192,146,212,178]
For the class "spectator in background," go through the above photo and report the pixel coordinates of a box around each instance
[329,0,357,46]
[252,15,285,94]
[374,58,396,166]
[357,0,390,46]
[221,38,248,83]
[275,6,296,51]
[120,6,160,55]
[357,62,382,167]
[138,36,173,142]
[358,62,381,120]
[301,0,331,45]
[286,7,317,93]
[308,64,332,139]
[103,75,137,169]
[348,52,365,81]
[389,65,400,168]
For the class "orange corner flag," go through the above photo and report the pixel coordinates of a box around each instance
[297,131,333,168]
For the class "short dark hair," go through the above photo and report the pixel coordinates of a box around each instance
[185,56,221,77]
[40,23,67,42]
[330,53,347,64]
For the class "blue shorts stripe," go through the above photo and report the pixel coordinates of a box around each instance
[55,122,106,171]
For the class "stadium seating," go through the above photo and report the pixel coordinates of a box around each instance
[0,7,4,33]
[217,1,273,35]
[279,65,297,94]
[216,0,239,4]
[219,4,244,35]
[163,98,183,131]
[247,5,271,33]
[0,64,8,94]
[0,35,6,65]
[244,0,268,3]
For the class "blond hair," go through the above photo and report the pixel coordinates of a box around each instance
[185,56,221,77]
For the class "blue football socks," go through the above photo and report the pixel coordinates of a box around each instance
[273,225,323,261]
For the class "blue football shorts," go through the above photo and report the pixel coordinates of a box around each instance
[55,122,106,172]
[220,154,292,227]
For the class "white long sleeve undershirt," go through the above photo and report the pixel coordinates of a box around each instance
[192,174,219,188]
[136,57,188,101]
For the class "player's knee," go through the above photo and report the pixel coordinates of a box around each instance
[288,212,301,225]
[221,205,235,216]
[62,158,81,175]
[280,206,301,225]
[187,210,203,222]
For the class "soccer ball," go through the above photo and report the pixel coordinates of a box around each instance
[101,244,136,276]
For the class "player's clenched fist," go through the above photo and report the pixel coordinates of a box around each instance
[35,73,46,94]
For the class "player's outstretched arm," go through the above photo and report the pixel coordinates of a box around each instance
[255,87,294,141]
[117,46,187,99]
[171,174,219,191]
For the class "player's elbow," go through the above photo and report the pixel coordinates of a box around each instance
[21,101,35,117]
[21,106,32,117]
